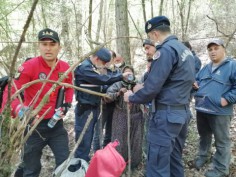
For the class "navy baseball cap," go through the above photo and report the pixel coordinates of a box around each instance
[38,28,60,43]
[207,38,225,48]
[143,39,155,47]
[95,48,111,63]
[145,16,170,33]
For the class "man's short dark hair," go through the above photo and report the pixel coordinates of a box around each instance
[152,25,171,33]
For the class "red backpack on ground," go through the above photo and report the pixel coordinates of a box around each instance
[85,140,126,177]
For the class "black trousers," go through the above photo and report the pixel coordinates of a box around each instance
[23,119,69,177]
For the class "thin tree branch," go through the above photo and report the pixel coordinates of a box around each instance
[7,0,39,115]
[225,28,236,47]
[10,79,110,102]
[141,0,146,23]
[206,15,230,37]
[8,0,39,78]
[0,0,26,21]
[127,10,143,41]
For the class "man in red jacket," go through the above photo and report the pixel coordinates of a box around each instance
[1,28,73,177]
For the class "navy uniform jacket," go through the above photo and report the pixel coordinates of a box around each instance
[129,35,195,105]
[74,59,122,106]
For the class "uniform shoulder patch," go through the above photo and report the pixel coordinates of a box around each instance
[18,66,24,72]
[153,50,161,60]
[15,65,24,79]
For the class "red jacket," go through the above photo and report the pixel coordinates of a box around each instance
[0,56,73,119]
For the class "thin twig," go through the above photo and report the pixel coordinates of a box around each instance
[6,0,39,126]
[127,102,131,177]
[127,10,143,41]
[206,15,230,37]
[10,79,110,101]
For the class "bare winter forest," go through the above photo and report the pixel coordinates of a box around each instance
[0,0,236,177]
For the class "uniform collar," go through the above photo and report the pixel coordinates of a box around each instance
[87,58,97,69]
[156,35,178,49]
[39,56,60,70]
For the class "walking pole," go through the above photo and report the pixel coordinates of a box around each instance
[126,84,132,177]
[98,99,103,148]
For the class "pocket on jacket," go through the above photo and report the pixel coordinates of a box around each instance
[195,94,220,113]
[209,95,222,107]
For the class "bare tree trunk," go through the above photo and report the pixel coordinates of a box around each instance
[150,0,154,18]
[88,0,94,49]
[142,0,147,23]
[115,0,131,65]
[61,1,73,60]
[103,0,107,46]
[71,0,83,59]
[96,0,104,42]
[171,0,176,34]
[40,2,48,27]
[159,0,164,15]
[105,0,114,49]
[184,0,193,39]
[177,0,185,40]
[177,0,193,41]
[32,16,37,56]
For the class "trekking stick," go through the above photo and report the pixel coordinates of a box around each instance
[127,84,132,177]
[98,99,103,148]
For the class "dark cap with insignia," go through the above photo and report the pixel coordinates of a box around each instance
[95,48,111,63]
[207,38,225,48]
[38,28,60,43]
[143,39,155,47]
[145,16,170,33]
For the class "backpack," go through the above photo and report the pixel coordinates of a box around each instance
[85,140,126,177]
[0,76,9,109]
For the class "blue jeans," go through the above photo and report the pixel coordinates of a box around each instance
[146,106,190,177]
[196,111,231,175]
[23,119,69,177]
[74,103,99,162]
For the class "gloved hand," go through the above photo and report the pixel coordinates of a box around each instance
[16,105,30,120]
[60,103,72,115]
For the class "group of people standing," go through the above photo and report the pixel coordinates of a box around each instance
[73,46,144,170]
[0,15,235,177]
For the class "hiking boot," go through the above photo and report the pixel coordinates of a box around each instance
[205,169,228,177]
[193,157,208,170]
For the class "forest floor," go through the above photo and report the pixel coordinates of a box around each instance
[12,104,236,177]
